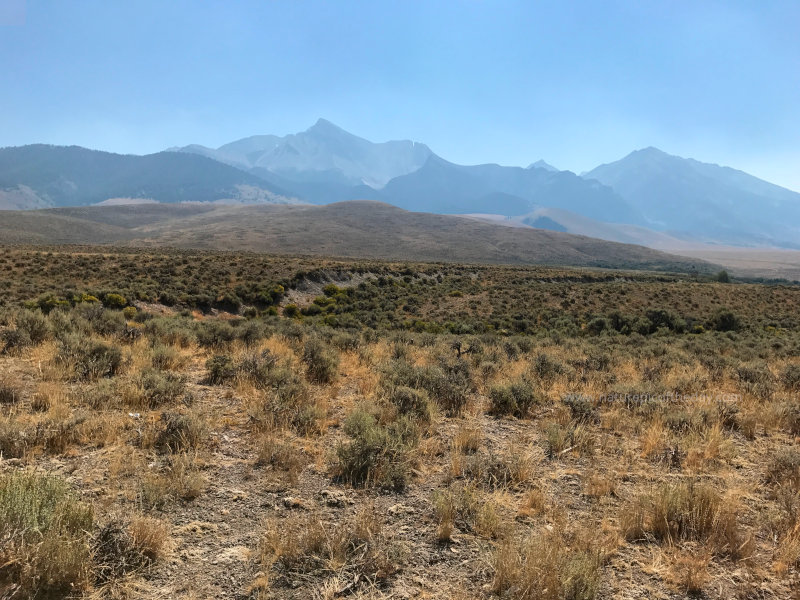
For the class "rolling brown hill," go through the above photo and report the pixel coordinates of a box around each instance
[0,200,713,272]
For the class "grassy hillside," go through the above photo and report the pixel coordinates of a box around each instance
[0,201,713,274]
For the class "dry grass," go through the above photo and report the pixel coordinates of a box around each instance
[1,247,799,598]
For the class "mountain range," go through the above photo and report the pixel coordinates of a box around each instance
[2,119,799,250]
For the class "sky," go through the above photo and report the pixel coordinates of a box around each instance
[2,0,799,190]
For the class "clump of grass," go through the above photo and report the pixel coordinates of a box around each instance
[0,378,21,405]
[666,549,711,595]
[620,481,748,557]
[518,487,547,518]
[452,425,482,454]
[92,520,156,584]
[585,471,616,499]
[335,405,418,491]
[459,444,534,490]
[492,530,602,600]
[255,434,308,484]
[154,411,207,453]
[543,421,594,458]
[258,506,405,586]
[0,415,28,458]
[432,483,505,541]
[128,515,169,562]
[0,472,94,598]
[137,452,205,508]
[150,342,185,371]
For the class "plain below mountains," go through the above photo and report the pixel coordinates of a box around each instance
[0,201,712,273]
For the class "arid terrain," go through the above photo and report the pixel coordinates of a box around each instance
[1,246,799,599]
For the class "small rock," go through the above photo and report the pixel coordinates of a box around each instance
[388,503,414,515]
[321,489,350,507]
[283,496,306,509]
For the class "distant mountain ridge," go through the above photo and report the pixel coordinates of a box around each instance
[584,147,800,248]
[172,121,638,223]
[171,118,432,188]
[2,120,800,250]
[0,144,296,209]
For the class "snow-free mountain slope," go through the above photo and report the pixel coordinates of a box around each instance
[584,147,800,247]
[0,145,296,208]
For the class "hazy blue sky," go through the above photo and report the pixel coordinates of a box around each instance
[2,1,799,190]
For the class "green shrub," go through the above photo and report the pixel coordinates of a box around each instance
[236,349,278,388]
[562,394,598,422]
[91,310,127,338]
[780,364,800,392]
[323,283,341,297]
[301,337,339,384]
[205,355,236,385]
[387,386,432,423]
[254,366,318,434]
[102,293,127,309]
[586,317,609,335]
[0,472,94,597]
[237,320,265,348]
[195,320,237,348]
[151,343,182,371]
[57,335,123,381]
[138,369,186,408]
[336,406,418,491]
[16,309,50,345]
[709,308,739,332]
[765,447,800,490]
[488,380,540,418]
[531,353,564,385]
[783,401,800,436]
[419,360,473,417]
[383,359,473,417]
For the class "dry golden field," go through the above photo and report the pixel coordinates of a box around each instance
[1,246,799,599]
